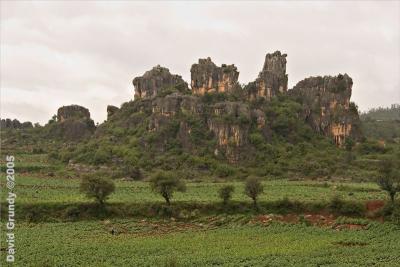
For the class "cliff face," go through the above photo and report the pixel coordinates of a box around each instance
[190,58,239,96]
[132,65,188,99]
[246,51,288,101]
[289,74,361,146]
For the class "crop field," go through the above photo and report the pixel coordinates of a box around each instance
[1,153,399,266]
[10,218,400,266]
[4,174,387,205]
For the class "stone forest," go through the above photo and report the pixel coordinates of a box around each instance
[1,51,400,266]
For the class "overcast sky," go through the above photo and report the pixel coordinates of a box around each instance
[1,1,399,124]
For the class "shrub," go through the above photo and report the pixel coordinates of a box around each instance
[80,176,115,205]
[215,164,235,178]
[123,165,143,180]
[219,185,235,205]
[376,159,400,203]
[150,171,186,205]
[244,176,264,208]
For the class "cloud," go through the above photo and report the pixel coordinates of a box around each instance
[1,1,399,124]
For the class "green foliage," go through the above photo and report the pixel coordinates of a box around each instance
[218,185,235,205]
[80,176,115,205]
[361,104,400,141]
[244,176,264,207]
[249,132,264,147]
[150,171,186,205]
[377,159,400,203]
[214,164,235,178]
[360,104,400,121]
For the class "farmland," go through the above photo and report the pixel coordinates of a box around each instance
[11,218,400,266]
[1,152,399,266]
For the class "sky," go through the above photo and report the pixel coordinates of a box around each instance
[1,1,399,125]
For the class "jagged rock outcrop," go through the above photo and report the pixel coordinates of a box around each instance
[148,94,204,138]
[289,74,361,146]
[207,102,250,163]
[246,51,288,101]
[57,105,91,122]
[133,65,188,99]
[51,105,95,140]
[107,105,119,120]
[191,58,239,95]
[0,118,33,129]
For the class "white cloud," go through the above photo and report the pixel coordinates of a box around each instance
[1,1,399,124]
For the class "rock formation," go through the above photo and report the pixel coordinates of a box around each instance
[207,102,250,163]
[52,105,95,140]
[133,65,188,99]
[190,58,239,95]
[289,74,360,146]
[107,105,119,120]
[246,51,288,101]
[57,105,91,122]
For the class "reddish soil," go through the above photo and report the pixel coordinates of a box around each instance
[366,200,385,212]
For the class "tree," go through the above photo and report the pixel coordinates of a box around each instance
[377,159,400,204]
[80,176,115,205]
[245,176,264,208]
[150,171,186,205]
[219,185,235,205]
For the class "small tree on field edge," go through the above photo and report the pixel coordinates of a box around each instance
[150,171,186,205]
[80,176,115,205]
[245,176,264,208]
[377,159,400,204]
[219,185,235,205]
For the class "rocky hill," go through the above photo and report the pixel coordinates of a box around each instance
[1,51,363,179]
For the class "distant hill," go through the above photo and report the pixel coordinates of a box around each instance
[360,104,400,121]
[360,104,400,141]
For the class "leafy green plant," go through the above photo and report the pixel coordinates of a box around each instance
[219,185,235,205]
[244,176,264,208]
[80,176,115,205]
[150,171,186,205]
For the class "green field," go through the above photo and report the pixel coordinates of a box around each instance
[11,219,400,266]
[1,154,399,266]
[5,175,387,205]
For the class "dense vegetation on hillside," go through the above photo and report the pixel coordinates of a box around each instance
[360,104,400,141]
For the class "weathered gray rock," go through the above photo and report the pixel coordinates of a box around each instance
[57,105,91,122]
[206,102,251,163]
[246,51,288,100]
[133,65,188,99]
[191,58,239,95]
[107,105,119,120]
[289,74,361,145]
[52,105,95,141]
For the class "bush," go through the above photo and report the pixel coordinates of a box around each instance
[376,159,400,203]
[214,164,235,178]
[244,176,264,208]
[219,185,235,205]
[80,176,115,205]
[150,171,186,205]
